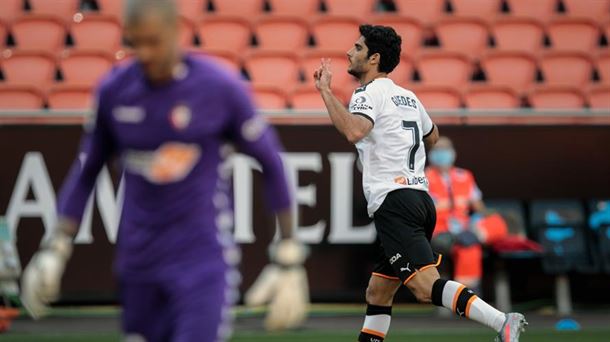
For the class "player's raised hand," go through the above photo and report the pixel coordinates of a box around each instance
[314,58,333,92]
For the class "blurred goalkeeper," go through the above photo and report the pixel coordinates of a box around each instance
[20,0,307,340]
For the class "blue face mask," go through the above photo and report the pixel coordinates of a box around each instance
[428,149,455,167]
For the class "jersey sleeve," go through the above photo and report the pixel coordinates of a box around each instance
[349,85,380,125]
[57,85,116,222]
[225,81,292,212]
[417,97,435,137]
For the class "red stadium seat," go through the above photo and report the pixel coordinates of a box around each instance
[528,86,585,109]
[290,86,342,110]
[178,16,195,48]
[59,51,114,87]
[254,16,310,52]
[464,85,521,109]
[252,85,289,109]
[96,0,122,21]
[311,16,361,52]
[301,50,355,89]
[388,57,414,86]
[372,16,424,54]
[540,52,593,87]
[394,0,445,24]
[450,0,502,20]
[435,17,489,59]
[562,0,610,23]
[547,18,600,53]
[587,85,610,109]
[197,48,242,73]
[1,51,56,92]
[198,16,251,53]
[596,51,610,85]
[417,51,473,87]
[410,85,462,109]
[267,0,320,16]
[29,0,80,23]
[505,0,558,22]
[0,85,45,110]
[481,51,537,93]
[0,21,7,50]
[176,0,206,22]
[47,85,93,110]
[11,15,66,54]
[244,51,300,88]
[211,0,265,19]
[0,0,23,23]
[324,0,376,19]
[71,15,122,54]
[491,17,545,53]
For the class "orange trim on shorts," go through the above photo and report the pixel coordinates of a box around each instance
[361,328,386,338]
[452,285,466,313]
[465,295,478,318]
[402,254,443,286]
[372,272,400,281]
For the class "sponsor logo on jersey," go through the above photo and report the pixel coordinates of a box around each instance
[169,104,192,130]
[389,253,401,264]
[394,176,429,186]
[113,106,145,123]
[350,96,373,112]
[123,142,201,184]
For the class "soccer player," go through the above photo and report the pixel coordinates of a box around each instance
[20,0,305,340]
[314,25,527,342]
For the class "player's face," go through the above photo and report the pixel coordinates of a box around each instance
[124,12,179,82]
[347,36,371,77]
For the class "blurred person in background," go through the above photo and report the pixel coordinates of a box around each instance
[315,24,526,342]
[19,0,307,341]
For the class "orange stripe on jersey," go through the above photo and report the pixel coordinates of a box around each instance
[372,272,400,281]
[465,295,478,318]
[402,254,443,286]
[452,285,466,313]
[361,328,386,338]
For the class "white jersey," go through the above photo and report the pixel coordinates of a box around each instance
[349,78,434,217]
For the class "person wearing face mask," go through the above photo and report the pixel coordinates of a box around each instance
[426,136,502,294]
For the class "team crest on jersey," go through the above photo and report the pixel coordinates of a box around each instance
[169,104,192,130]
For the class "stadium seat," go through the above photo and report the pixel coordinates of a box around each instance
[0,21,7,50]
[96,0,122,21]
[290,86,340,110]
[416,51,473,87]
[251,85,289,109]
[267,0,320,16]
[388,57,414,86]
[491,17,545,53]
[485,200,528,237]
[588,199,610,273]
[540,52,593,87]
[528,86,586,109]
[481,51,537,93]
[464,86,520,109]
[254,16,310,52]
[450,0,502,20]
[244,51,300,88]
[210,0,265,19]
[0,0,23,23]
[596,52,610,84]
[11,15,67,54]
[59,51,114,87]
[1,51,56,92]
[178,16,196,48]
[198,48,242,73]
[301,49,355,89]
[409,85,462,109]
[324,0,377,19]
[394,0,445,24]
[0,85,45,110]
[562,0,610,23]
[29,0,80,23]
[587,85,610,110]
[71,15,122,53]
[176,0,206,22]
[311,16,360,52]
[547,18,600,53]
[505,0,558,22]
[198,16,251,53]
[372,16,423,54]
[435,17,489,59]
[47,85,93,110]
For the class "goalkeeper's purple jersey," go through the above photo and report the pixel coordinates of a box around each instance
[58,54,291,280]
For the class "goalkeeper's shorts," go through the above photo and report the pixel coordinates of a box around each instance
[372,189,442,285]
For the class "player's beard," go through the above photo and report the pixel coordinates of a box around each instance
[347,63,365,79]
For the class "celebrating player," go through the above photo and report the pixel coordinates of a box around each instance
[20,0,307,340]
[314,24,527,342]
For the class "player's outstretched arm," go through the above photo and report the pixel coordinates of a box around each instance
[314,59,372,144]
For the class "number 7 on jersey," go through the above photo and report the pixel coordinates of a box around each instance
[402,121,420,172]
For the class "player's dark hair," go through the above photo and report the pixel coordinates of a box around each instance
[124,0,178,27]
[359,24,402,74]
